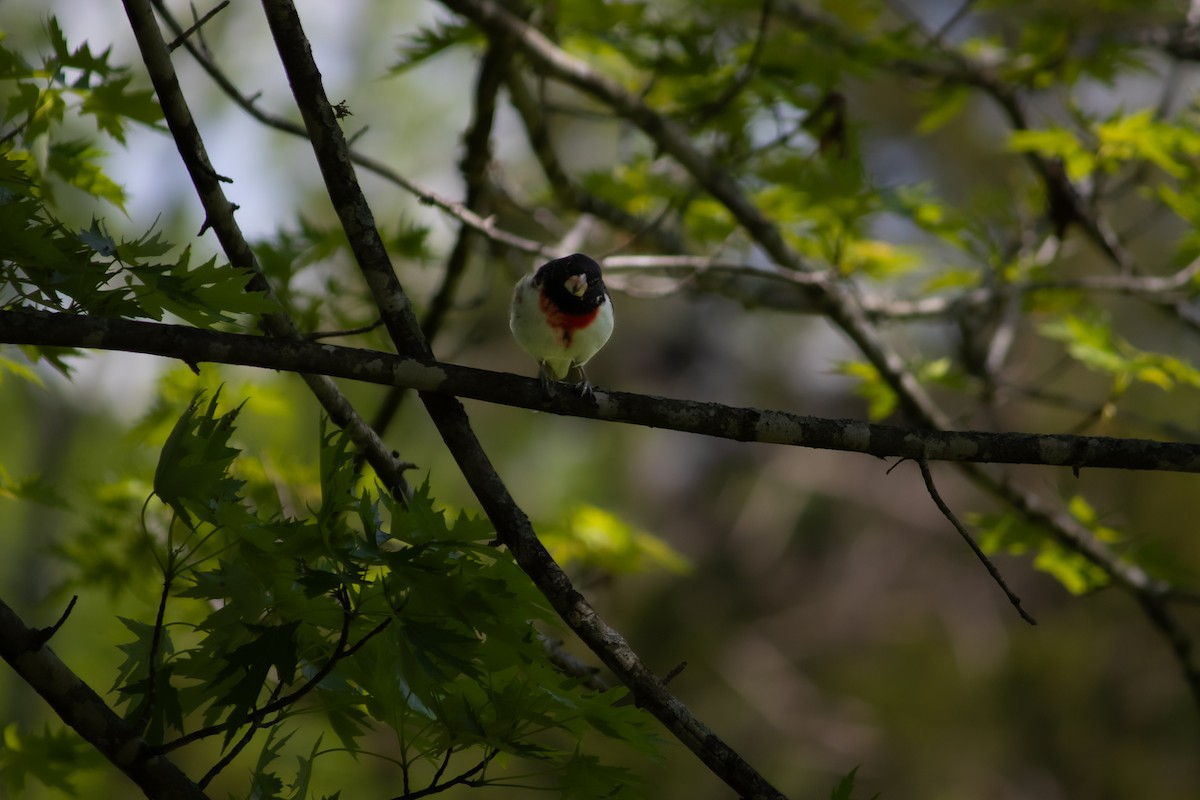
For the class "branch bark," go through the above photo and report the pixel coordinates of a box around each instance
[0,596,210,799]
[5,309,1200,475]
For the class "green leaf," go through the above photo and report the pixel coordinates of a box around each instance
[916,85,971,134]
[1041,314,1200,396]
[78,218,118,257]
[1008,127,1095,180]
[390,20,480,74]
[0,352,45,386]
[0,723,105,797]
[841,239,917,279]
[152,390,245,527]
[49,479,161,597]
[829,766,859,800]
[78,74,163,143]
[214,621,302,735]
[1094,109,1197,178]
[835,361,897,420]
[123,248,275,326]
[972,510,1110,595]
[114,622,185,747]
[0,468,67,508]
[47,17,115,76]
[46,140,127,209]
[287,734,322,800]
[248,728,293,800]
[559,751,647,799]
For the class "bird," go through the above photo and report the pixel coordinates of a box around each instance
[510,253,614,396]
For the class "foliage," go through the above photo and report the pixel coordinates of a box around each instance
[2,1,1200,799]
[79,392,654,797]
[0,23,269,328]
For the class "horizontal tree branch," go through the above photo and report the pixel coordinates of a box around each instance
[4,309,1199,474]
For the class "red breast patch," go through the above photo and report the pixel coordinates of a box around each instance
[540,292,599,346]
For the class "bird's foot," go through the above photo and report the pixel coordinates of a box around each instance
[571,365,596,398]
[538,368,557,397]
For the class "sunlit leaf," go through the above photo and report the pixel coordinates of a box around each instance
[540,505,690,575]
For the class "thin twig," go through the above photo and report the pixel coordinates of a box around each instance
[31,595,78,647]
[134,570,175,735]
[503,66,686,254]
[429,747,455,788]
[166,0,230,51]
[308,319,385,340]
[367,33,513,443]
[692,0,774,127]
[390,749,498,800]
[931,0,976,43]
[917,458,1037,625]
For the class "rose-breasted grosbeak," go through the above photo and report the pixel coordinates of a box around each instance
[510,253,614,396]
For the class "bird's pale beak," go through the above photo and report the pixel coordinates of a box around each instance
[564,273,588,298]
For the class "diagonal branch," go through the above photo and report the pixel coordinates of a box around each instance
[369,33,514,440]
[0,596,210,799]
[917,458,1037,625]
[256,2,787,796]
[149,0,552,259]
[122,0,412,495]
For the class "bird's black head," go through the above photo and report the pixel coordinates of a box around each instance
[534,253,608,315]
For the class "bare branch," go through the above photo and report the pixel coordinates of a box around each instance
[369,32,515,441]
[916,459,1037,625]
[166,0,230,51]
[6,309,1200,477]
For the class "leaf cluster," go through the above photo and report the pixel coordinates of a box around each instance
[87,392,658,798]
[0,26,270,331]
